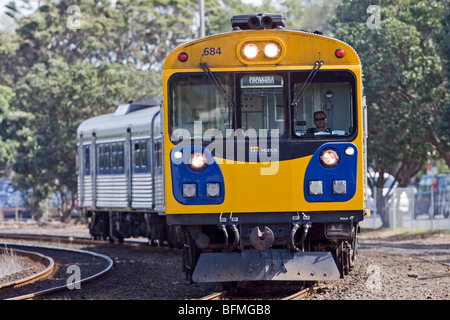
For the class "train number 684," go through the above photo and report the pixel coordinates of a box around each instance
[203,47,222,56]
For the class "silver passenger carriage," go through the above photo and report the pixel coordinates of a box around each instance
[77,98,174,244]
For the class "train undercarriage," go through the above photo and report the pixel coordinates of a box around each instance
[86,210,182,248]
[178,212,361,283]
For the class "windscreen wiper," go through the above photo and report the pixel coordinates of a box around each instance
[199,62,235,109]
[291,60,324,107]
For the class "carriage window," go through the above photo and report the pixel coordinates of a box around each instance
[84,145,90,175]
[98,144,110,173]
[111,142,124,172]
[98,142,124,174]
[154,139,162,169]
[133,139,150,173]
[291,71,356,138]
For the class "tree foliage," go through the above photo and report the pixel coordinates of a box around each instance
[0,0,449,223]
[332,0,448,226]
[432,3,450,167]
[0,0,189,220]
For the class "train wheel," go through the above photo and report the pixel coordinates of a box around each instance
[334,241,351,277]
[181,227,199,283]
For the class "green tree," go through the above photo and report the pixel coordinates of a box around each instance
[0,85,18,176]
[432,3,450,168]
[11,59,148,220]
[1,0,189,220]
[332,0,447,227]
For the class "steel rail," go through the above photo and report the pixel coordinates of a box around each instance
[0,247,55,289]
[281,286,313,300]
[200,291,227,300]
[1,242,113,300]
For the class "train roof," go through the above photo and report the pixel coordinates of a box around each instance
[77,98,161,141]
[164,29,360,70]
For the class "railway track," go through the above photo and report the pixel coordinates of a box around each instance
[0,232,157,248]
[0,247,54,290]
[199,281,317,300]
[0,242,113,300]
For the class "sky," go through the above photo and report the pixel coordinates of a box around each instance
[0,0,39,30]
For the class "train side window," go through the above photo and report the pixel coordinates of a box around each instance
[112,143,118,169]
[153,139,163,173]
[84,145,90,175]
[111,142,125,174]
[98,144,111,174]
[117,143,124,170]
[98,144,105,173]
[98,142,125,174]
[133,139,150,173]
[140,141,148,168]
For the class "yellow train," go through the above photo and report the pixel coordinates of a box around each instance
[163,13,367,282]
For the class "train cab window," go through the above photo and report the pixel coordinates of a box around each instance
[169,73,234,141]
[291,71,356,138]
[133,139,150,173]
[237,74,287,137]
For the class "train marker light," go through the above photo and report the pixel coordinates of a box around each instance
[335,49,345,58]
[320,148,340,168]
[345,146,355,156]
[309,180,323,195]
[183,183,197,198]
[178,52,189,62]
[173,150,183,160]
[206,183,221,197]
[263,43,280,58]
[333,180,347,195]
[242,43,259,59]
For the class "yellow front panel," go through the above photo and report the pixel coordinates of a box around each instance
[163,29,364,216]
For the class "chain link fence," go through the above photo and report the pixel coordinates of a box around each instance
[361,186,450,231]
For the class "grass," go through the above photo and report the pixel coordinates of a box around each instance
[0,246,26,279]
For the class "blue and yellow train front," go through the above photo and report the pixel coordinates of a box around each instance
[163,14,366,282]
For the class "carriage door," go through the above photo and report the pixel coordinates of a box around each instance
[151,112,165,211]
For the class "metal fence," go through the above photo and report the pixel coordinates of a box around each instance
[361,187,450,231]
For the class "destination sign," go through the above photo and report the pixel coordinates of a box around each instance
[241,75,283,88]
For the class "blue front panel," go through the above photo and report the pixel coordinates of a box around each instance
[171,145,225,205]
[304,142,358,202]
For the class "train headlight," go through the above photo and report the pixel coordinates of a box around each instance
[263,43,280,58]
[242,43,259,59]
[189,153,207,171]
[319,148,340,168]
[183,183,197,198]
